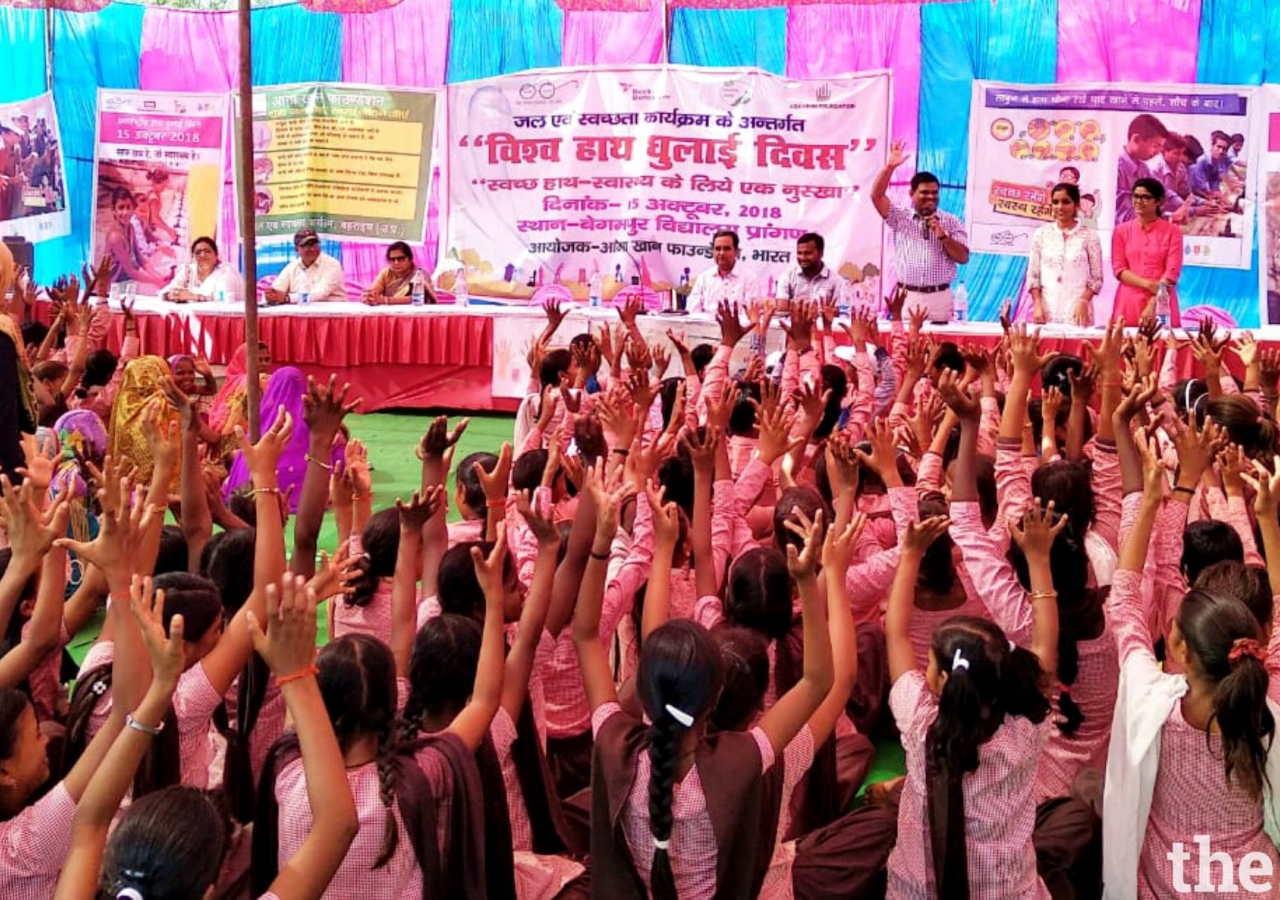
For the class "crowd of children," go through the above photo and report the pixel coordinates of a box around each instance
[3,236,1280,899]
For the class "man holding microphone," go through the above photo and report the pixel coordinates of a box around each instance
[871,139,970,323]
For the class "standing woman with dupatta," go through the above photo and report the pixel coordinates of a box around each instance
[0,242,37,478]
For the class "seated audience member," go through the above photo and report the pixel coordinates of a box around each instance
[264,228,347,304]
[159,236,244,303]
[363,241,437,305]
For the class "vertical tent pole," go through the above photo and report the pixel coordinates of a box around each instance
[238,0,261,441]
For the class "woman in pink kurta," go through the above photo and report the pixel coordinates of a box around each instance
[1111,177,1184,327]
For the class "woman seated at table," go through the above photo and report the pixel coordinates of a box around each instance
[159,236,243,303]
[363,241,436,305]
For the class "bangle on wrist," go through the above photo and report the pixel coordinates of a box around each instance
[126,714,164,736]
[1173,485,1195,496]
[252,486,280,495]
[1028,589,1058,603]
[276,663,319,686]
[611,448,630,457]
[486,498,506,509]
[305,453,333,472]
[589,548,611,561]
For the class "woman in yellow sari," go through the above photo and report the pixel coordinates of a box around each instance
[0,242,36,478]
[107,355,180,486]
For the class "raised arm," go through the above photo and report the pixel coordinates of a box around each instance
[886,517,952,683]
[1007,501,1065,675]
[808,515,865,747]
[572,464,628,712]
[500,492,560,720]
[641,482,681,642]
[0,517,69,688]
[391,490,438,678]
[871,139,910,220]
[447,536,508,750]
[293,375,360,578]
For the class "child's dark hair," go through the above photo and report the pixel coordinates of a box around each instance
[346,508,400,608]
[512,448,550,494]
[659,378,684,431]
[1182,520,1244,584]
[916,496,957,596]
[1041,354,1083,396]
[102,786,233,900]
[0,549,38,653]
[1009,524,1098,736]
[81,348,118,389]
[1195,562,1274,635]
[637,620,725,900]
[929,342,965,377]
[1031,460,1095,537]
[227,485,258,528]
[539,349,573,389]
[201,528,256,615]
[773,487,828,553]
[813,364,847,440]
[1173,377,1210,424]
[727,381,760,437]
[456,451,498,518]
[438,540,513,619]
[709,625,770,732]
[0,688,31,819]
[1175,589,1275,802]
[154,525,189,576]
[926,616,1050,898]
[725,549,794,641]
[1207,395,1279,458]
[690,344,715,379]
[317,634,403,867]
[657,454,694,519]
[404,613,482,725]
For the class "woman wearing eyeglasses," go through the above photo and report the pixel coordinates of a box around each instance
[159,236,243,303]
[1112,177,1183,326]
[363,241,436,305]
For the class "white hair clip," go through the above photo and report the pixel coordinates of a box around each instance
[665,704,694,727]
[116,889,144,900]
[1010,640,1016,652]
[654,837,671,850]
[952,648,970,672]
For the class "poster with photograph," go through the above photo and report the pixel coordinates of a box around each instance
[0,92,70,243]
[967,81,1256,269]
[91,89,229,294]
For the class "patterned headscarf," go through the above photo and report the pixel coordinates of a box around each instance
[107,356,179,485]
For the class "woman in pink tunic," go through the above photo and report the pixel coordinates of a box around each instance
[1111,177,1184,326]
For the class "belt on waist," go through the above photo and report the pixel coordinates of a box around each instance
[900,283,951,294]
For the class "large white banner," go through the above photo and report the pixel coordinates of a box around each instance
[966,81,1256,269]
[91,90,229,294]
[0,92,70,243]
[447,65,891,302]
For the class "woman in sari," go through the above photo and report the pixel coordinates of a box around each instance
[221,366,344,513]
[106,355,180,486]
[362,241,436,305]
[209,341,271,460]
[0,242,36,478]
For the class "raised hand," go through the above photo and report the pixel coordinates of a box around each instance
[476,442,513,505]
[716,300,748,348]
[516,489,560,548]
[238,406,293,486]
[307,543,362,602]
[1243,455,1280,517]
[1115,374,1160,424]
[128,575,185,689]
[0,475,64,563]
[303,374,360,446]
[248,573,319,677]
[853,419,900,482]
[885,138,910,169]
[903,515,950,554]
[1008,499,1067,558]
[682,426,720,474]
[1008,323,1057,376]
[344,439,372,498]
[417,415,469,461]
[397,487,443,533]
[542,298,567,334]
[822,511,866,572]
[936,368,980,421]
[16,433,55,493]
[783,507,825,580]
[646,482,680,547]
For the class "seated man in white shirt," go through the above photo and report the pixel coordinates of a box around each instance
[686,229,760,313]
[264,227,348,305]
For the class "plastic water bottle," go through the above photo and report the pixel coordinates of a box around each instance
[952,282,969,323]
[455,270,469,308]
[300,291,310,305]
[589,269,603,308]
[410,271,425,307]
[1155,281,1170,325]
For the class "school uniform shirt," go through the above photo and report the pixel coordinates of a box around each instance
[887,670,1051,900]
[490,709,587,900]
[592,701,776,900]
[0,782,76,899]
[760,726,817,900]
[950,501,1118,804]
[1104,551,1280,900]
[334,533,393,646]
[274,744,454,899]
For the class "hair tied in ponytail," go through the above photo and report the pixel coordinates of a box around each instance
[951,648,970,672]
[654,837,671,850]
[1228,637,1266,667]
[664,703,694,727]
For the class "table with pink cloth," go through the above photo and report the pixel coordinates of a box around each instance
[29,299,1278,412]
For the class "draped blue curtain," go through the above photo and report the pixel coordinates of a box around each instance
[669,7,787,73]
[918,0,1058,322]
[250,4,345,277]
[0,8,46,103]
[1188,0,1280,328]
[42,5,144,284]
[447,0,563,82]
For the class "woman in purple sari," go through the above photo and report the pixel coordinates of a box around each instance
[221,366,344,512]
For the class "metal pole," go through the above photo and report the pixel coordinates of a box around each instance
[237,0,261,442]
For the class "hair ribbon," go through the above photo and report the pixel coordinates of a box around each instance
[1228,638,1266,666]
[951,648,970,672]
[653,837,671,850]
[665,703,694,727]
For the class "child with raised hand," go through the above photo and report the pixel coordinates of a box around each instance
[1105,427,1280,900]
[884,501,1060,899]
[53,574,185,899]
[88,573,356,900]
[576,460,834,900]
[0,476,70,691]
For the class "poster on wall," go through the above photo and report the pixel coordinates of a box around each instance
[446,65,890,301]
[0,92,70,243]
[1257,85,1280,325]
[966,81,1256,270]
[234,83,438,245]
[90,89,228,294]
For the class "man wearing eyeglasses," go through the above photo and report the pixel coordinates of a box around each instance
[871,138,969,323]
[1112,177,1182,327]
[264,227,348,305]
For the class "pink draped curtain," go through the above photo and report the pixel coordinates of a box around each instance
[786,1,920,297]
[561,3,665,66]
[340,0,451,290]
[138,9,241,267]
[1057,0,1201,82]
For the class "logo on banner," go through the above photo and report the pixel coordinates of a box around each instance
[988,180,1052,222]
[815,83,832,103]
[517,80,579,103]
